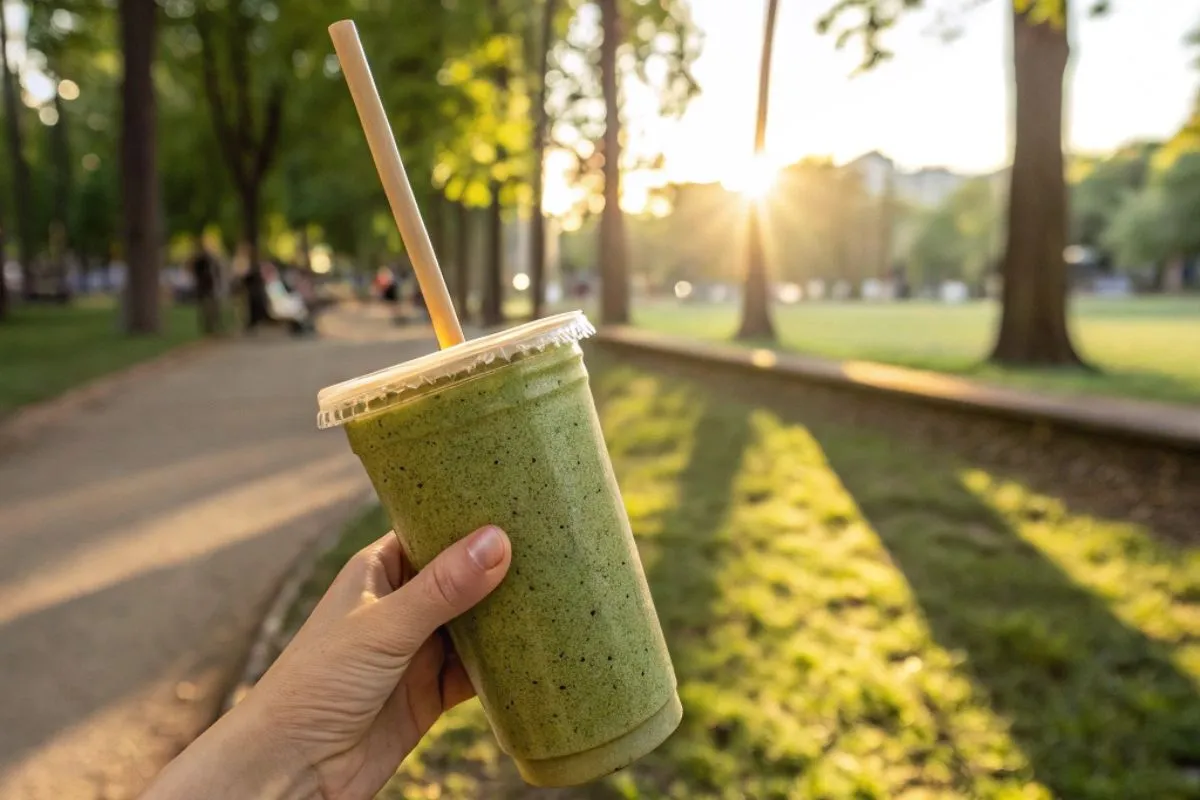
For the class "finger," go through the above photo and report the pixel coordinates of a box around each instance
[377,531,404,591]
[441,659,477,711]
[407,636,449,735]
[290,532,396,638]
[347,526,510,663]
[356,531,403,595]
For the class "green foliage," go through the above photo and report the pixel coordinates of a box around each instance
[2,0,700,285]
[769,159,889,284]
[907,178,1001,288]
[1070,143,1157,252]
[434,27,533,208]
[815,0,924,72]
[548,0,701,224]
[1103,152,1200,268]
[1103,188,1173,268]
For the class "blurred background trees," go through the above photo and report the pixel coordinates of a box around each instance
[0,0,1195,381]
[0,0,701,327]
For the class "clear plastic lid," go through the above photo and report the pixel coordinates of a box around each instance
[316,310,596,429]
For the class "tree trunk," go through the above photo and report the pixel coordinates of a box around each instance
[454,201,470,320]
[599,0,629,324]
[430,193,446,275]
[241,182,269,328]
[736,0,779,340]
[119,0,162,334]
[529,0,559,321]
[195,6,283,329]
[738,207,774,338]
[51,90,72,296]
[482,1,507,328]
[1,5,34,299]
[990,5,1083,366]
[296,224,311,270]
[0,226,8,320]
[483,190,504,326]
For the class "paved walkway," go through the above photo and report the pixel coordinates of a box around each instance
[597,326,1200,452]
[0,305,439,799]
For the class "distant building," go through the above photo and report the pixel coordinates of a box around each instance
[845,151,975,209]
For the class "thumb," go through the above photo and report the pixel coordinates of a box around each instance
[348,525,511,663]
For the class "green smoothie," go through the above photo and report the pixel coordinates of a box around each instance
[318,313,680,786]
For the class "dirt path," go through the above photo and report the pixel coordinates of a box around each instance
[0,306,436,799]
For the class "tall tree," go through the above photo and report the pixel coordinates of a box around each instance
[48,88,71,292]
[553,0,698,322]
[991,0,1080,364]
[194,3,286,327]
[598,0,629,324]
[118,0,161,333]
[454,201,471,316]
[430,0,527,324]
[736,0,780,341]
[528,0,559,320]
[1,1,34,297]
[482,0,510,327]
[0,224,6,317]
[818,0,1089,366]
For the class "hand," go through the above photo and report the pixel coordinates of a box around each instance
[144,525,511,800]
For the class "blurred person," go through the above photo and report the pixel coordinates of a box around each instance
[189,242,221,335]
[374,266,397,303]
[241,265,271,331]
[144,526,512,800]
[263,260,314,336]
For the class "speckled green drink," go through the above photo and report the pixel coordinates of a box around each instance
[317,313,680,786]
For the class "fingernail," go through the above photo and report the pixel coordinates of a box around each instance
[467,526,506,570]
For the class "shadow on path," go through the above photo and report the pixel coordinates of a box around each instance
[0,503,349,796]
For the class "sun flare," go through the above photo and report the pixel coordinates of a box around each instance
[721,155,779,199]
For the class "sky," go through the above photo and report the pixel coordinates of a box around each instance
[633,0,1199,185]
[6,1,1195,217]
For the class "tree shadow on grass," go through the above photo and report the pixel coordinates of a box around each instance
[587,362,757,797]
[812,428,1200,798]
[602,346,1200,798]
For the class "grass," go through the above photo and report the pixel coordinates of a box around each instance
[291,349,1200,799]
[633,296,1200,406]
[0,297,200,414]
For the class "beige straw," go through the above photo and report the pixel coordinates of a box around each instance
[329,20,465,349]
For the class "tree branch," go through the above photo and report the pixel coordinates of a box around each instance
[253,82,285,183]
[196,11,247,191]
[229,4,256,162]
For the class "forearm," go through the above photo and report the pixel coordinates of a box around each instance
[143,700,319,800]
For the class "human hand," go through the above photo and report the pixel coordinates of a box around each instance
[144,525,511,800]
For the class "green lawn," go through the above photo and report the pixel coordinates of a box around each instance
[290,349,1200,799]
[634,296,1200,406]
[0,298,200,414]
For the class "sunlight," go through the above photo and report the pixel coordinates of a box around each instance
[721,155,779,199]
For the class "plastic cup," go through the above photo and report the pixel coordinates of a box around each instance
[316,311,681,786]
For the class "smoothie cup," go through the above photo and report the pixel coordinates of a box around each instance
[316,311,681,786]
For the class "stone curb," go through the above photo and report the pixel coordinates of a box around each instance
[595,326,1200,454]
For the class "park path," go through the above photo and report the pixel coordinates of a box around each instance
[0,304,437,800]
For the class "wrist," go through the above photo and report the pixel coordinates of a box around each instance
[145,697,319,800]
[219,697,321,799]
